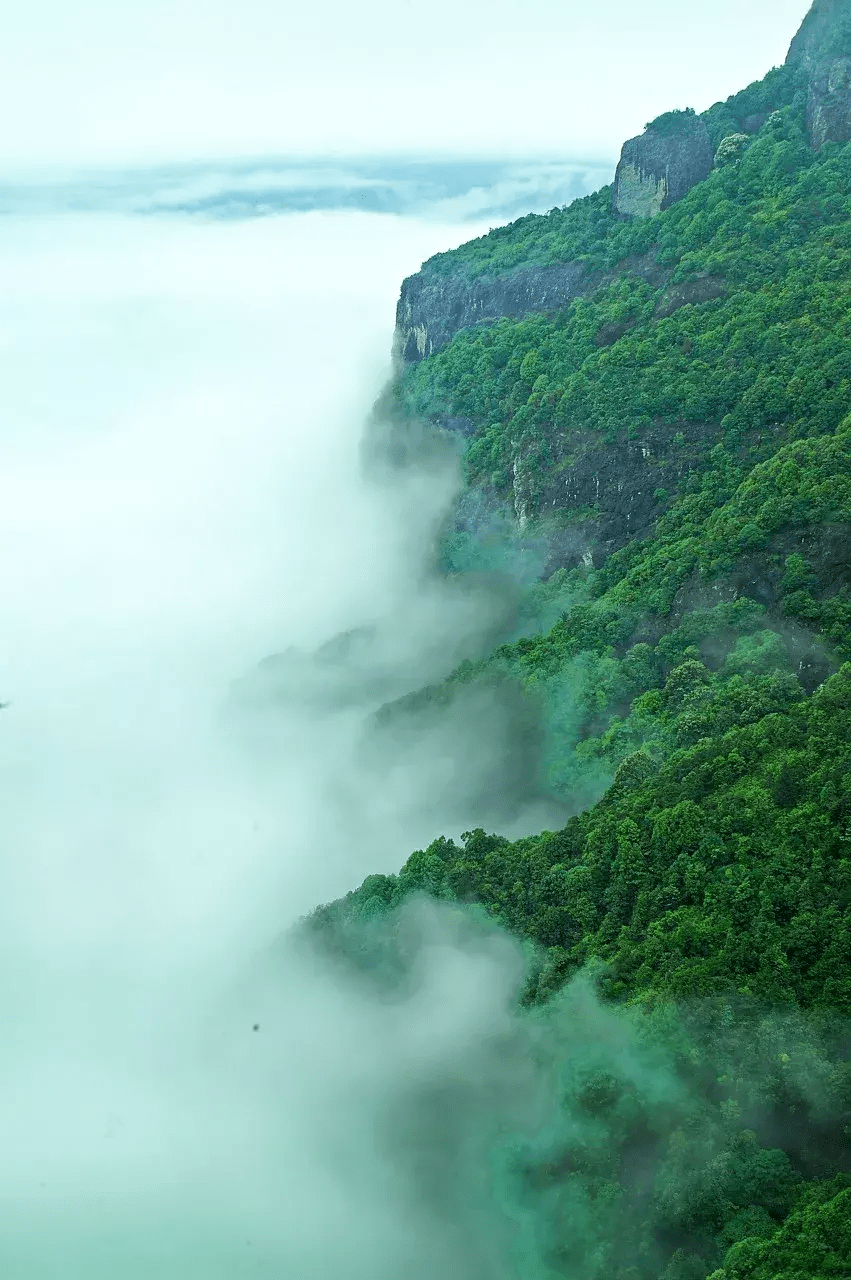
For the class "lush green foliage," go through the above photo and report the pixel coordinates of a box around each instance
[709,1175,851,1279]
[307,663,851,1280]
[401,110,851,520]
[315,662,851,1007]
[646,107,700,136]
[307,55,851,1280]
[417,67,801,281]
[701,65,802,149]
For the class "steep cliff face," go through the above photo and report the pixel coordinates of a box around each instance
[787,0,850,66]
[394,116,720,367]
[395,252,677,367]
[387,2,849,580]
[612,112,714,218]
[394,259,595,365]
[510,415,716,570]
[787,0,851,147]
[311,22,851,1271]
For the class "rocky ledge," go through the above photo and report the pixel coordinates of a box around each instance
[395,253,676,367]
[612,111,714,219]
[394,259,594,365]
[394,113,720,366]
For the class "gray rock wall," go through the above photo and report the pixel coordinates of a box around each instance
[522,415,716,568]
[394,253,672,366]
[612,116,714,219]
[787,0,851,147]
[787,0,848,64]
[808,56,851,148]
[394,259,594,365]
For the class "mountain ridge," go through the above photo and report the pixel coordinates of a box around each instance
[302,3,851,1278]
[394,0,851,368]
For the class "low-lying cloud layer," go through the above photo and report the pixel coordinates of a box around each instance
[0,155,613,225]
[0,206,576,1275]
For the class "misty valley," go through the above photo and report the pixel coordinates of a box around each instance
[3,0,851,1278]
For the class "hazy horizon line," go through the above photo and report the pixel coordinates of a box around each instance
[0,153,617,225]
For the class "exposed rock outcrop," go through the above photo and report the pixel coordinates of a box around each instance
[394,259,595,365]
[395,253,672,366]
[525,415,716,569]
[787,0,851,148]
[652,274,728,319]
[612,112,714,219]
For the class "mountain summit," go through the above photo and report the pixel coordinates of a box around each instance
[787,0,851,146]
[610,0,851,217]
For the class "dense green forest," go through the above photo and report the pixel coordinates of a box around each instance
[304,35,851,1280]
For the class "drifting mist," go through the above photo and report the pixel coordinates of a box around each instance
[0,205,578,1275]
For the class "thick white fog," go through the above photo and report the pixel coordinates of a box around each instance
[0,0,807,163]
[0,209,554,1276]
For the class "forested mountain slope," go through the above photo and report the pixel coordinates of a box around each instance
[303,3,851,1277]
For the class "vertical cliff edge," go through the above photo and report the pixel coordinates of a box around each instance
[787,0,851,147]
[611,110,714,219]
[393,0,851,371]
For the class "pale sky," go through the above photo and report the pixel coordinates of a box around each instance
[1,0,811,167]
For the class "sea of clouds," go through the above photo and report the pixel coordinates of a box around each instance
[0,154,613,224]
[0,200,584,1276]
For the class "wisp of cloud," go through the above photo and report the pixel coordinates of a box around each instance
[0,205,586,1276]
